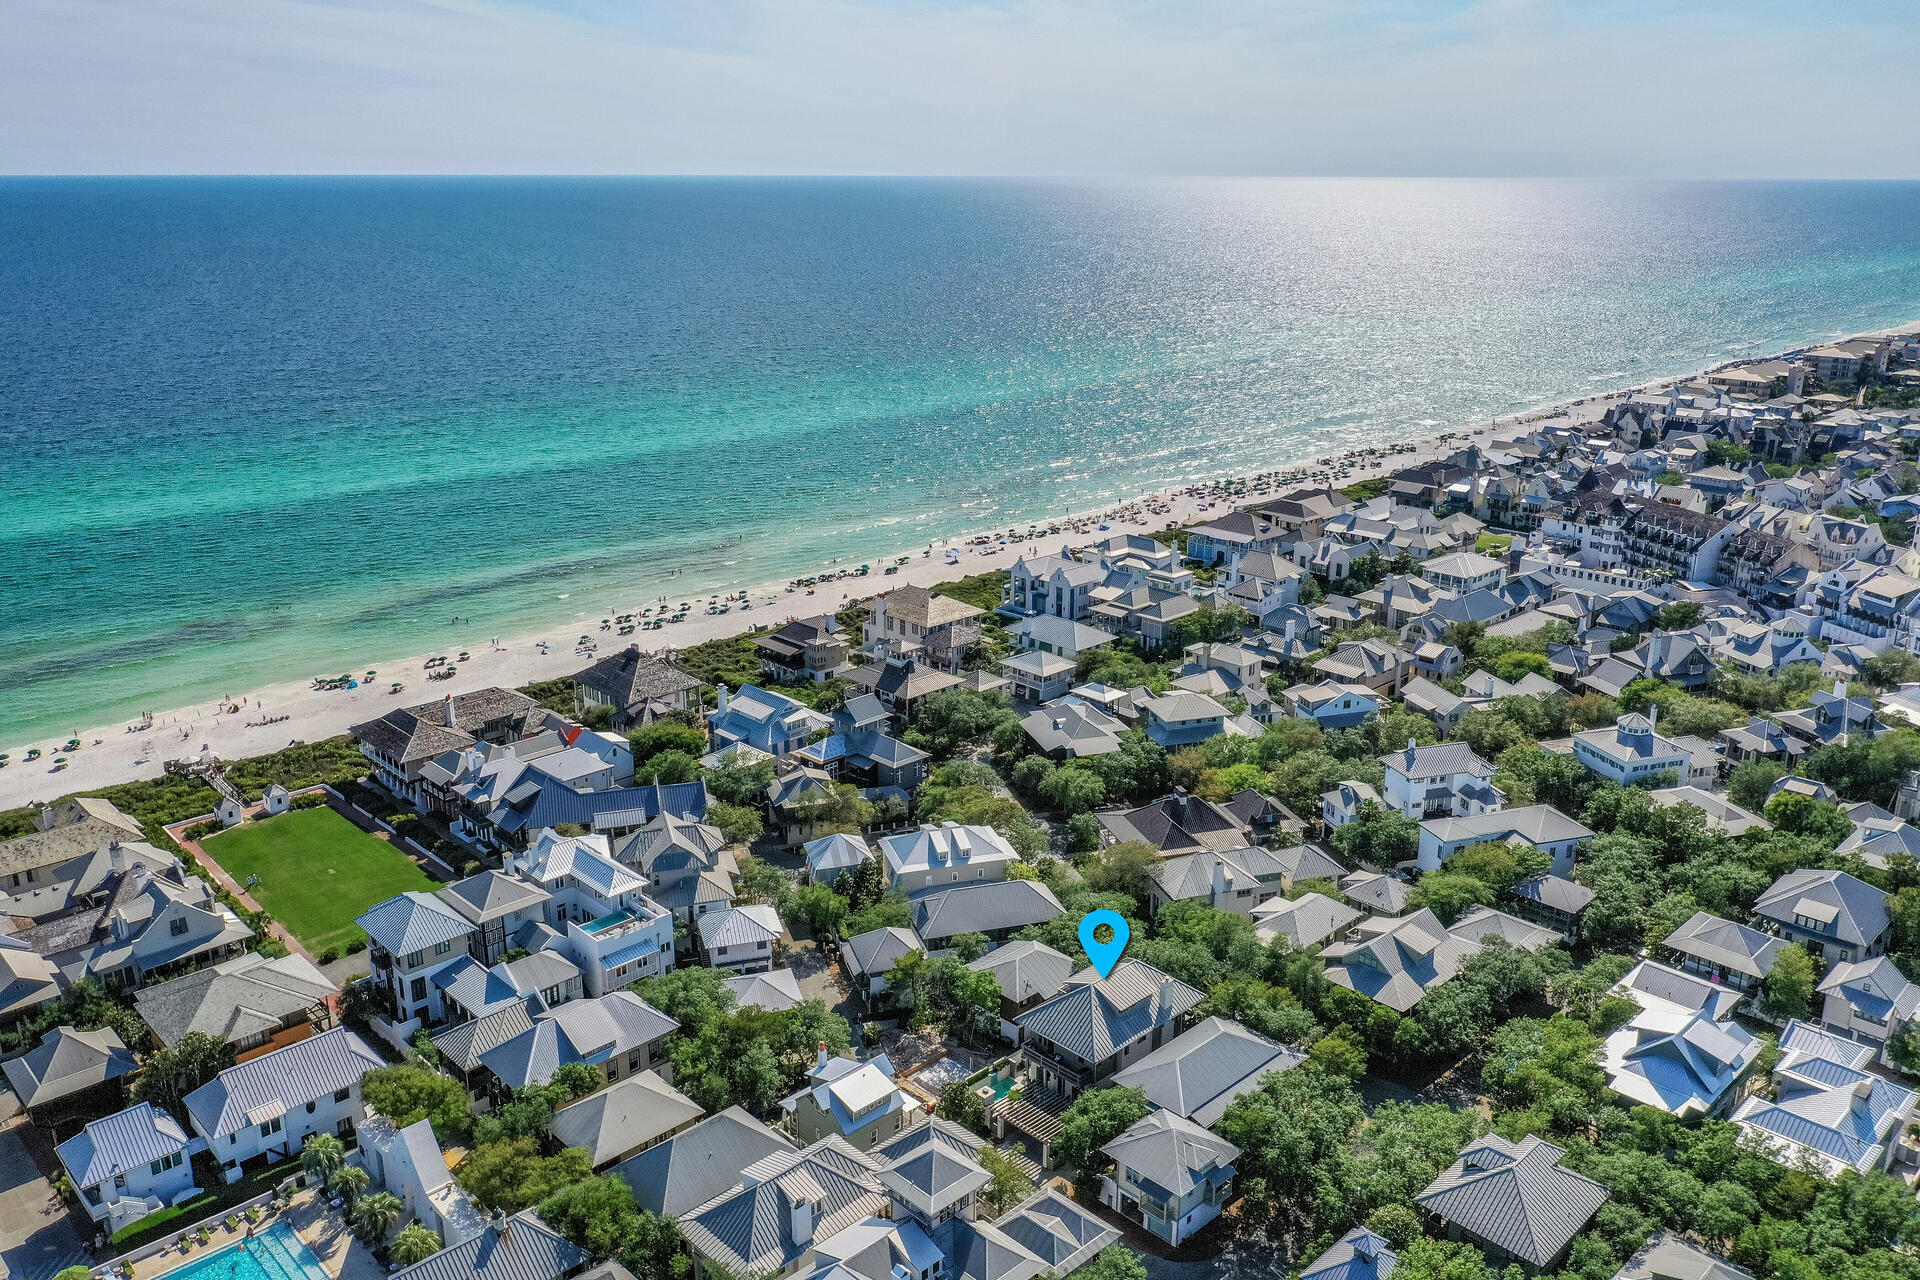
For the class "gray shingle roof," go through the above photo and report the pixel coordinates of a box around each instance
[133,952,336,1048]
[1417,1134,1609,1269]
[1016,959,1203,1062]
[183,1026,384,1138]
[610,1105,796,1218]
[1111,1016,1303,1126]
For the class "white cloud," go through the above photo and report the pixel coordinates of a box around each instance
[1,0,1914,175]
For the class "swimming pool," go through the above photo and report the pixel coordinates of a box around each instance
[160,1222,332,1280]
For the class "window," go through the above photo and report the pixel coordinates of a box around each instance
[410,977,428,1001]
[170,916,190,937]
[261,1116,283,1137]
[433,939,453,956]
[306,1101,316,1115]
[335,1087,350,1103]
[404,950,424,968]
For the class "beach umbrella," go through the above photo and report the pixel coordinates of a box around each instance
[0,754,9,760]
[53,757,67,764]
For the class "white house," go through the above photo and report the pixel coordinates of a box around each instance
[56,1103,197,1235]
[510,830,676,994]
[358,1112,488,1246]
[184,1027,385,1183]
[1379,741,1501,822]
[1573,713,1694,785]
[1417,806,1595,878]
[698,904,783,974]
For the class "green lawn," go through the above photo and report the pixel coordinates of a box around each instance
[1475,532,1515,554]
[202,806,438,954]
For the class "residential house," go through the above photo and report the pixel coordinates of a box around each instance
[1659,911,1781,991]
[805,833,873,887]
[709,684,834,757]
[879,823,1019,896]
[1321,781,1385,832]
[1252,892,1366,949]
[783,1048,921,1151]
[3,1025,138,1137]
[1313,640,1414,694]
[678,1137,888,1280]
[1420,551,1506,595]
[1379,741,1501,822]
[844,656,964,728]
[0,797,145,896]
[358,1113,488,1247]
[1776,681,1886,748]
[1341,871,1411,919]
[9,855,253,992]
[698,904,784,974]
[551,1071,704,1169]
[1418,806,1594,878]
[1281,681,1380,730]
[56,1103,196,1235]
[1752,868,1890,965]
[1015,960,1203,1099]
[1006,549,1108,620]
[913,880,1063,947]
[757,616,852,683]
[1573,713,1694,786]
[966,941,1074,1042]
[1007,614,1115,662]
[611,1105,796,1219]
[1020,699,1127,759]
[1099,1110,1239,1247]
[389,1211,586,1280]
[1300,1228,1399,1280]
[1138,691,1244,749]
[572,646,702,729]
[184,1026,385,1183]
[1112,1016,1302,1126]
[727,969,804,1013]
[1416,1135,1609,1274]
[1816,955,1920,1051]
[839,927,924,1006]
[350,687,540,809]
[1148,847,1295,918]
[864,585,984,670]
[1321,909,1480,1013]
[0,936,63,1030]
[438,869,552,965]
[477,991,677,1094]
[614,810,738,931]
[1186,510,1288,566]
[998,650,1077,704]
[133,951,336,1057]
[1096,791,1252,856]
[1506,873,1596,941]
[1733,1020,1919,1179]
[1601,973,1763,1117]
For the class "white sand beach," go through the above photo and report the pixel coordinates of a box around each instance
[0,349,1821,811]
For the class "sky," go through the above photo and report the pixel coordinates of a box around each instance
[4,0,1918,177]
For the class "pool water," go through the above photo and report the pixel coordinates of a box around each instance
[163,1222,332,1280]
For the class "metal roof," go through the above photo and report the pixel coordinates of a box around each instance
[610,1106,795,1218]
[912,880,1063,943]
[1416,1135,1609,1269]
[1111,1016,1303,1127]
[2,1024,137,1108]
[1016,959,1202,1062]
[55,1102,189,1188]
[391,1211,586,1280]
[1100,1109,1240,1197]
[355,891,474,956]
[549,1071,703,1167]
[184,1026,384,1139]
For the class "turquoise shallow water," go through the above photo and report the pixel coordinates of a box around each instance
[3,177,1919,740]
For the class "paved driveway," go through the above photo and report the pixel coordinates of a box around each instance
[0,1121,89,1280]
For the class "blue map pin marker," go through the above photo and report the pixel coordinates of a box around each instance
[1078,909,1130,979]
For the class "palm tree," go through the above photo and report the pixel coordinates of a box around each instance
[300,1133,346,1184]
[327,1164,370,1208]
[391,1224,443,1266]
[352,1192,404,1242]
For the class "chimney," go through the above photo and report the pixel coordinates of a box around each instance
[716,683,730,713]
[1790,366,1806,396]
[788,1193,815,1246]
[442,694,456,728]
[1647,704,1658,731]
[1157,975,1175,1024]
[1833,679,1846,699]
[1211,857,1228,899]
[816,1040,828,1070]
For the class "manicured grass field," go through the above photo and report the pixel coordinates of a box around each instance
[1475,531,1515,553]
[201,805,437,954]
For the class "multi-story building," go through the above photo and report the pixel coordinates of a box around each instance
[184,1027,384,1183]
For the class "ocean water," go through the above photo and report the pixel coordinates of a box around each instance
[3,177,1920,740]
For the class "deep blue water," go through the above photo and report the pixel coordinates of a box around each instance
[3,178,1919,740]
